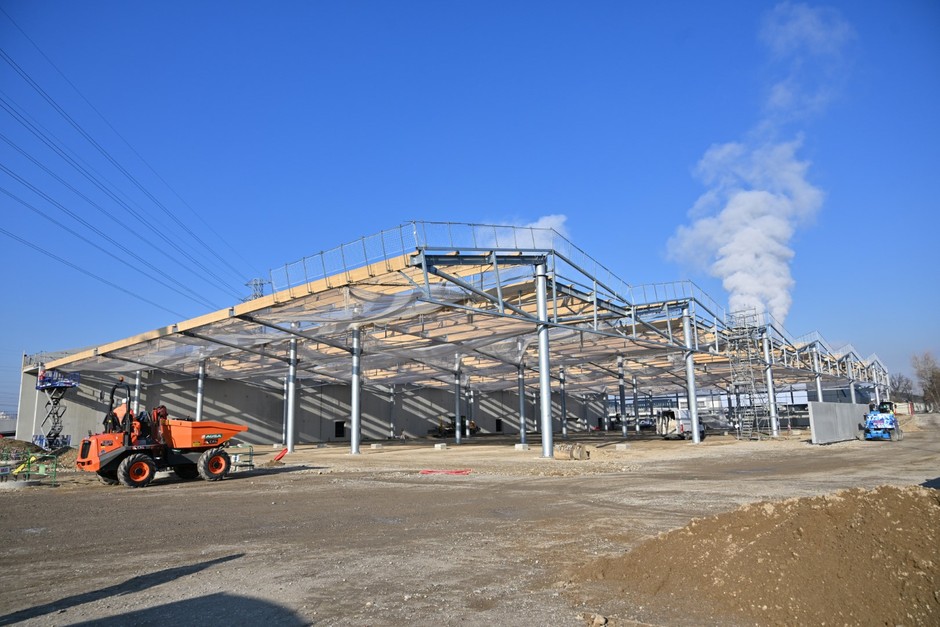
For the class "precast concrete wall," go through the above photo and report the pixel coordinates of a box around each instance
[808,401,869,444]
[15,370,607,447]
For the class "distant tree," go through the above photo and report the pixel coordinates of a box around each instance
[911,352,940,411]
[889,373,914,402]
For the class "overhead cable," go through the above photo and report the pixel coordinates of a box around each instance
[0,5,264,278]
[0,225,187,318]
[0,94,246,301]
[1,185,220,310]
[0,47,251,287]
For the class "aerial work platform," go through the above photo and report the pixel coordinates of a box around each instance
[35,369,80,449]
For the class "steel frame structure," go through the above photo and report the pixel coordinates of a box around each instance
[25,221,889,456]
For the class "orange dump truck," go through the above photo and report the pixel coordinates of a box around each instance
[76,379,248,488]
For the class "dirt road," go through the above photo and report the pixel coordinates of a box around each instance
[1,415,937,626]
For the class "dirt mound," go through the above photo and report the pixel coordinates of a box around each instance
[575,485,940,625]
[0,438,44,457]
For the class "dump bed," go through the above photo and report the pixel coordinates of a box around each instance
[162,419,248,449]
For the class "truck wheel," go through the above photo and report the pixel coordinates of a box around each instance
[890,429,900,442]
[117,454,156,488]
[856,430,866,441]
[97,470,118,485]
[897,429,904,441]
[198,448,230,481]
[173,464,199,480]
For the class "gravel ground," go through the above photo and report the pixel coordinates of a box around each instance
[0,414,937,626]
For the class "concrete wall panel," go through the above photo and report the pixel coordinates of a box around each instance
[808,402,868,444]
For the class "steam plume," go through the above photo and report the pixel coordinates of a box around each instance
[669,2,853,324]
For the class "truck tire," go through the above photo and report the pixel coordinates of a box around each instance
[97,470,118,485]
[856,430,866,441]
[890,429,900,442]
[198,448,230,481]
[117,454,156,488]
[173,464,199,480]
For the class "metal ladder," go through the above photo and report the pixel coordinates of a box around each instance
[727,313,769,440]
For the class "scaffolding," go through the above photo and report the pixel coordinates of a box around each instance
[35,369,80,449]
[726,313,769,440]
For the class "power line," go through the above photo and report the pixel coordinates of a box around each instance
[0,93,246,301]
[0,46,253,290]
[0,132,225,307]
[0,5,265,278]
[0,225,188,318]
[1,184,221,310]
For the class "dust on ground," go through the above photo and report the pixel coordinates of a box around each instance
[0,414,938,626]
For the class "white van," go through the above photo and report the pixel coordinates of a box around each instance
[659,409,706,440]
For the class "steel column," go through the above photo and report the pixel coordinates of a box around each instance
[466,388,473,439]
[618,356,627,437]
[874,385,881,404]
[282,377,288,445]
[535,262,554,458]
[813,348,824,402]
[682,307,702,444]
[632,375,640,433]
[847,357,857,404]
[454,360,462,445]
[762,332,779,437]
[517,364,526,444]
[133,371,141,416]
[286,340,297,453]
[350,328,362,454]
[388,386,396,439]
[195,360,206,422]
[560,369,568,439]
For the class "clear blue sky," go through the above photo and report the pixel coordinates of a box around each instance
[1,0,938,414]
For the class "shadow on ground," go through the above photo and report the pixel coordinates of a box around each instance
[921,477,940,490]
[66,593,306,626]
[0,555,244,626]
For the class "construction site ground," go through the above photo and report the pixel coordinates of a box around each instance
[1,414,938,626]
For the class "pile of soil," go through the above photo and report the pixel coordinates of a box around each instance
[575,485,940,625]
[0,438,44,458]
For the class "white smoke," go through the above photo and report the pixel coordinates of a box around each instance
[670,138,823,321]
[523,214,569,238]
[499,214,569,249]
[669,2,853,324]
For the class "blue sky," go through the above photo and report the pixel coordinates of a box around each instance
[1,1,938,414]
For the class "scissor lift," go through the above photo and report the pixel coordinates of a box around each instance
[35,369,80,450]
